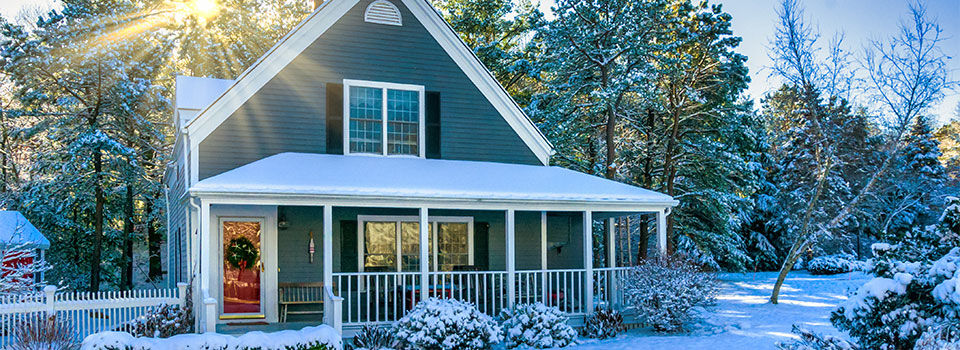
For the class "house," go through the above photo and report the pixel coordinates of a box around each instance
[0,211,50,284]
[163,0,678,335]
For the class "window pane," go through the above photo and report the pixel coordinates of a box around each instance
[437,222,468,271]
[364,221,396,270]
[349,86,383,154]
[400,222,424,272]
[387,89,419,155]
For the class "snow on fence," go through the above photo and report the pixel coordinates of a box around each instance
[0,283,188,348]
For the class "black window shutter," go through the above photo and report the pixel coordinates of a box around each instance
[425,91,441,159]
[340,220,358,272]
[474,222,489,270]
[326,83,344,154]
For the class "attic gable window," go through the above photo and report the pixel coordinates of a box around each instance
[344,79,425,157]
[364,0,402,26]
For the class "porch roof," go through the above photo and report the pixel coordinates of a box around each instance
[190,153,677,208]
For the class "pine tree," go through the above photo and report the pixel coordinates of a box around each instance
[889,115,947,232]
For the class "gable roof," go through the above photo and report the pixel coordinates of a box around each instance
[0,211,50,249]
[184,0,554,165]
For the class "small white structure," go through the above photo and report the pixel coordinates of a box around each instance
[0,210,50,258]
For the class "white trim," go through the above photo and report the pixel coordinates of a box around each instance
[322,206,333,289]
[193,191,678,212]
[583,210,594,314]
[505,209,515,308]
[342,79,426,158]
[657,209,668,256]
[356,215,474,272]
[364,0,402,26]
[183,0,553,165]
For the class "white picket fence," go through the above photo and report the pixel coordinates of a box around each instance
[0,283,188,348]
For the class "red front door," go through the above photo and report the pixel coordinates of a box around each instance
[221,220,263,315]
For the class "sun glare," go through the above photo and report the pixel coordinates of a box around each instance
[189,0,219,21]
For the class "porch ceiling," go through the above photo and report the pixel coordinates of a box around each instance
[190,153,677,209]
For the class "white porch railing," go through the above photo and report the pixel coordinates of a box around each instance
[331,267,633,326]
[0,283,187,348]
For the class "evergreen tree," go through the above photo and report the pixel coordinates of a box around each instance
[432,0,542,98]
[885,115,948,234]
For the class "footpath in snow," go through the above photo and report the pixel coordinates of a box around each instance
[568,271,869,350]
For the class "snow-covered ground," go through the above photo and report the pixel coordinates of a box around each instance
[569,271,870,350]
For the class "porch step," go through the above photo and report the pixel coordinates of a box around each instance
[216,321,323,335]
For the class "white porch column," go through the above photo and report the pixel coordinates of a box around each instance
[506,209,516,308]
[199,200,216,333]
[606,218,616,267]
[323,206,333,288]
[606,217,618,308]
[540,211,547,302]
[657,209,668,256]
[583,210,594,314]
[419,207,429,301]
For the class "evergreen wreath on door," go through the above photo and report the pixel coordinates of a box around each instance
[226,236,259,270]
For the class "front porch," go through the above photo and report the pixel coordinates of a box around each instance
[190,154,676,335]
[206,205,665,336]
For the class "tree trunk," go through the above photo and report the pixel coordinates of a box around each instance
[147,198,162,280]
[771,159,832,304]
[604,108,616,179]
[601,66,617,180]
[637,215,649,261]
[122,184,134,290]
[89,147,104,292]
[662,121,680,254]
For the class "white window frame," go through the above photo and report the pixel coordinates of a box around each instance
[357,215,474,272]
[343,79,426,158]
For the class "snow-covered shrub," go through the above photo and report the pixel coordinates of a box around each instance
[349,325,397,350]
[830,197,960,350]
[80,325,341,350]
[393,298,501,350]
[915,323,960,350]
[622,257,718,332]
[12,314,78,350]
[806,255,853,275]
[776,325,859,350]
[581,307,624,340]
[122,302,192,338]
[498,302,576,348]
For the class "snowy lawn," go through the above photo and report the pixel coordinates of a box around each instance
[567,271,870,349]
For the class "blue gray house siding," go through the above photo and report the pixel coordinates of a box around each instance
[197,0,541,180]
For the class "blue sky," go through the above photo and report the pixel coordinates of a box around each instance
[3,0,959,122]
[720,0,960,123]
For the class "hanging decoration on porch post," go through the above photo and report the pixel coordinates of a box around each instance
[308,231,316,263]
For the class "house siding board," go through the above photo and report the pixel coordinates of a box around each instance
[277,206,324,283]
[164,138,190,284]
[198,0,539,179]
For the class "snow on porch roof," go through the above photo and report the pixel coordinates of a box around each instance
[0,211,50,250]
[191,153,678,207]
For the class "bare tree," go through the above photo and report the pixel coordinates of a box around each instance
[768,0,953,303]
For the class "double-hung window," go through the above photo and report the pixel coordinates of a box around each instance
[344,80,425,157]
[358,216,473,272]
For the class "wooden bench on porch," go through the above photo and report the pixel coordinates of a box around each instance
[278,282,324,322]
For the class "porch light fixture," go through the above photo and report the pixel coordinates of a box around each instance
[277,209,289,230]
